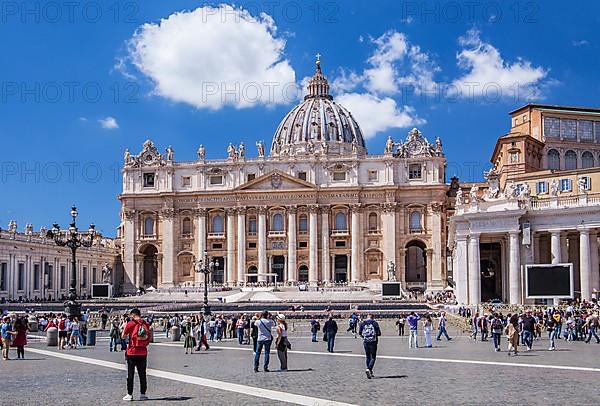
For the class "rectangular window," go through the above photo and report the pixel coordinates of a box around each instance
[248,218,257,234]
[17,263,24,291]
[560,178,572,192]
[560,119,577,139]
[368,170,378,181]
[333,171,347,181]
[181,176,192,187]
[248,242,257,249]
[60,265,66,290]
[297,172,307,181]
[581,176,592,190]
[0,263,7,291]
[92,267,97,284]
[247,173,256,182]
[212,243,223,250]
[47,264,53,289]
[34,264,40,291]
[298,241,308,248]
[543,117,560,139]
[595,122,600,143]
[143,173,155,187]
[335,240,346,248]
[82,266,87,287]
[536,181,548,194]
[408,164,422,180]
[209,175,223,185]
[579,120,594,141]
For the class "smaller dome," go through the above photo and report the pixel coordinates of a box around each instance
[270,58,366,157]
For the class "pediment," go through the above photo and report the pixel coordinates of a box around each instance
[236,170,316,191]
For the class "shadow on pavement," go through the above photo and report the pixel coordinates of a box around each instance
[146,396,194,401]
[375,375,408,379]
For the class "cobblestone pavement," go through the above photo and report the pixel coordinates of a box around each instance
[6,325,600,406]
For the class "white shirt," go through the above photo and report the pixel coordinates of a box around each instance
[255,318,274,342]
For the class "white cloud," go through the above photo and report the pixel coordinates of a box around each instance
[79,117,88,122]
[126,4,295,110]
[337,93,424,139]
[572,39,590,47]
[99,117,119,129]
[452,28,548,99]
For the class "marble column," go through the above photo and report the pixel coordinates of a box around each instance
[382,203,397,280]
[351,205,361,283]
[550,231,562,264]
[321,206,331,284]
[258,206,267,282]
[508,231,521,305]
[123,210,136,292]
[309,205,319,284]
[196,209,207,285]
[580,229,592,301]
[237,208,246,285]
[560,234,569,265]
[287,206,297,283]
[590,233,599,298]
[454,236,469,304]
[426,249,434,291]
[467,233,481,304]
[226,208,236,285]
[134,254,144,289]
[398,248,407,285]
[160,209,175,287]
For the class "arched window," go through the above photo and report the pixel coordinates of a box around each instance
[298,215,308,232]
[272,213,284,231]
[582,151,594,169]
[144,217,154,236]
[565,150,577,170]
[547,149,560,170]
[182,217,192,236]
[368,213,378,231]
[335,212,347,230]
[248,216,257,234]
[410,212,422,232]
[212,214,224,233]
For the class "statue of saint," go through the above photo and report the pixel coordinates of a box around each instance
[238,142,245,158]
[550,179,558,197]
[455,188,464,206]
[256,141,265,158]
[124,149,132,165]
[387,261,397,281]
[102,263,112,284]
[197,144,205,160]
[384,136,394,153]
[166,146,174,161]
[469,185,478,203]
[227,143,237,159]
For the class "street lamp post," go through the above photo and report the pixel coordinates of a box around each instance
[47,206,96,318]
[193,251,219,316]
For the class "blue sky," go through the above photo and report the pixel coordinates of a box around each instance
[1,0,599,236]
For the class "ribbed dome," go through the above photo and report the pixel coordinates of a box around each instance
[270,59,366,157]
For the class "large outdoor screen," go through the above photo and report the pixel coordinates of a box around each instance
[381,282,402,297]
[525,264,573,298]
[92,284,110,298]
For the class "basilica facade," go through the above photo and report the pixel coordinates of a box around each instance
[118,61,449,293]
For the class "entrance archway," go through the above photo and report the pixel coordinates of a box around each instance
[405,240,427,284]
[247,266,258,283]
[480,243,502,301]
[334,255,348,283]
[298,265,309,282]
[271,255,285,283]
[141,245,158,288]
[212,256,225,284]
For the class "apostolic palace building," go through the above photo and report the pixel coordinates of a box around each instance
[118,61,449,293]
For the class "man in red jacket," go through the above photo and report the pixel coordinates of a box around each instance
[121,308,152,401]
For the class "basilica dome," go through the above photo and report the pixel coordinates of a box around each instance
[270,60,366,157]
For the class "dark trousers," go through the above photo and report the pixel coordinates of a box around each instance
[363,341,378,371]
[398,324,404,336]
[126,355,148,396]
[327,333,336,352]
[492,332,502,349]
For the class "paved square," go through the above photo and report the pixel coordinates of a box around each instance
[6,323,600,405]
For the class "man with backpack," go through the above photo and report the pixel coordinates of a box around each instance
[122,308,152,401]
[490,313,504,352]
[359,313,381,379]
[57,314,68,350]
[310,317,320,342]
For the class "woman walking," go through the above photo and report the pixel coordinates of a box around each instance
[275,314,289,371]
[70,318,81,349]
[183,317,196,355]
[423,314,433,348]
[505,314,519,356]
[12,317,28,359]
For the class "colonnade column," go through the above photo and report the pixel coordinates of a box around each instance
[454,236,469,304]
[351,204,361,283]
[308,205,319,284]
[580,229,592,301]
[508,231,521,305]
[237,208,246,285]
[123,210,136,291]
[382,203,396,280]
[287,206,297,283]
[160,208,175,287]
[258,206,267,282]
[550,231,562,264]
[226,208,236,285]
[590,233,599,298]
[467,233,481,305]
[321,206,331,284]
[196,209,206,285]
[134,254,144,289]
